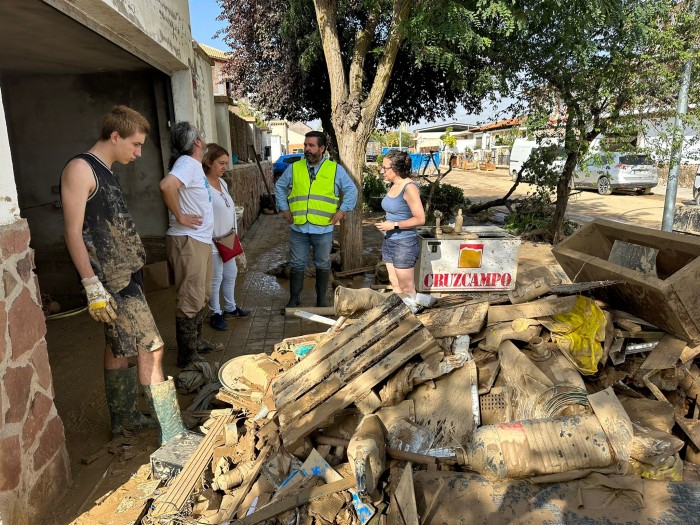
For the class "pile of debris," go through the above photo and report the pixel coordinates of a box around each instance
[142,220,700,524]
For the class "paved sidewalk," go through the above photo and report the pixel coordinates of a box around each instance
[200,212,330,365]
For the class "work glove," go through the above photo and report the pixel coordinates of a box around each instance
[81,276,118,323]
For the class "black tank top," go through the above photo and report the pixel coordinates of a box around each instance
[68,153,146,292]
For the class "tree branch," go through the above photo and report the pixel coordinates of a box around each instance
[349,6,382,95]
[313,0,349,111]
[363,0,412,121]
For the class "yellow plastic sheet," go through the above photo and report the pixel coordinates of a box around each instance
[550,296,606,375]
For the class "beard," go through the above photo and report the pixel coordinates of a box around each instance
[304,151,321,164]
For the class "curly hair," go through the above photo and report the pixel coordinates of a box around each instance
[384,150,413,179]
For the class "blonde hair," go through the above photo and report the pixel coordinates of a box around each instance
[99,105,149,140]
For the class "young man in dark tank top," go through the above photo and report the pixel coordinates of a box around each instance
[60,105,186,444]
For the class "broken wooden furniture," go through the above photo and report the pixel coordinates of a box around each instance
[552,219,700,344]
[272,294,439,447]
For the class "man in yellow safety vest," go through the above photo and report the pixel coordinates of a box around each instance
[274,131,358,309]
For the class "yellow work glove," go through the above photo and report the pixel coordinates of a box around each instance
[81,276,118,323]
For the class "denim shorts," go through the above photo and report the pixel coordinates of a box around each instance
[382,235,420,269]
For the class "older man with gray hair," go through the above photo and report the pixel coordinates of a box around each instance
[160,122,221,368]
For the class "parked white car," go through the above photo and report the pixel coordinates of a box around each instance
[572,152,658,195]
[509,138,565,182]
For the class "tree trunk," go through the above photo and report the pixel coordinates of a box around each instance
[550,167,572,244]
[336,129,368,271]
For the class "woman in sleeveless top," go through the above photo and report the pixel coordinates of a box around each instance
[375,150,426,295]
[203,144,249,331]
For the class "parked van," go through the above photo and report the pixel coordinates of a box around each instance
[572,152,658,195]
[509,138,564,182]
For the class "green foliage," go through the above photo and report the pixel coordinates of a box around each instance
[370,129,407,148]
[440,127,458,149]
[504,189,577,238]
[418,182,468,222]
[485,0,681,241]
[362,165,387,212]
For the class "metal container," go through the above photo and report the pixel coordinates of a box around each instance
[416,226,521,292]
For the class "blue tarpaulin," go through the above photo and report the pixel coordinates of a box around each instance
[410,152,439,173]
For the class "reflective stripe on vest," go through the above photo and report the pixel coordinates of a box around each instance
[288,160,339,225]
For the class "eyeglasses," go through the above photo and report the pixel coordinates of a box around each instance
[218,188,231,207]
[380,166,392,172]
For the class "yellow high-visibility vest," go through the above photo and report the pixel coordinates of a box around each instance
[288,160,339,226]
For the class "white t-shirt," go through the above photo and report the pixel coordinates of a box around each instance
[165,155,214,243]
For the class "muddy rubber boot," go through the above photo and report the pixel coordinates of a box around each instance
[144,377,187,444]
[194,309,223,353]
[104,365,157,437]
[176,316,204,368]
[315,269,331,307]
[285,270,305,309]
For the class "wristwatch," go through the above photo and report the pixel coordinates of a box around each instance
[394,222,399,230]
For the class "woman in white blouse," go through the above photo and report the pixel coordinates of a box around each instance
[203,144,249,330]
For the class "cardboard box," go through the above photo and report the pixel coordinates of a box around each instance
[142,261,171,292]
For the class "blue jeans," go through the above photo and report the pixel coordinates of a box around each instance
[289,229,333,271]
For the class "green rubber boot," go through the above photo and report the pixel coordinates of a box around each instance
[144,377,187,444]
[195,309,223,353]
[104,365,157,437]
[315,269,331,307]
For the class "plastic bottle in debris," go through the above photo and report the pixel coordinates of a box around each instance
[456,414,615,480]
[454,208,464,233]
[347,414,386,499]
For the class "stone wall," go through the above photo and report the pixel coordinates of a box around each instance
[657,163,698,188]
[224,162,274,239]
[0,219,70,524]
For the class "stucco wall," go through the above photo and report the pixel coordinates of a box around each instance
[0,89,19,227]
[1,70,169,308]
[191,46,217,143]
[45,0,192,73]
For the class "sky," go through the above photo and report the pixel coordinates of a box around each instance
[187,0,515,128]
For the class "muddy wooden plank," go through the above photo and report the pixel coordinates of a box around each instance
[273,295,405,395]
[681,344,700,364]
[275,298,412,406]
[641,334,688,370]
[335,265,375,277]
[281,328,438,447]
[150,416,234,517]
[417,301,489,337]
[216,388,262,413]
[487,296,577,325]
[238,477,355,524]
[278,321,423,427]
[278,376,344,429]
[387,464,419,525]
